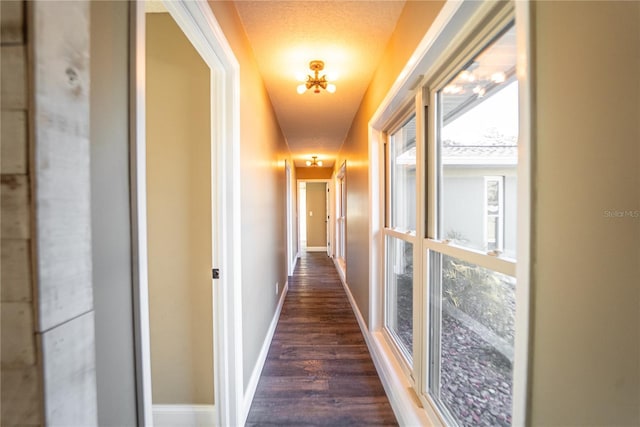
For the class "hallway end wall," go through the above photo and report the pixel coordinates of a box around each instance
[207,1,292,394]
[335,1,445,326]
[297,167,333,180]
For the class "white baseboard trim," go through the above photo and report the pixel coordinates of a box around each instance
[152,404,215,426]
[334,268,441,427]
[305,246,327,252]
[241,280,289,423]
[332,257,346,284]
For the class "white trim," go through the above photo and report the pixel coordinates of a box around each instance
[285,161,296,276]
[129,3,153,425]
[242,281,289,423]
[305,246,327,252]
[333,257,346,284]
[297,179,331,254]
[152,405,216,427]
[512,1,533,424]
[424,239,515,277]
[133,1,244,426]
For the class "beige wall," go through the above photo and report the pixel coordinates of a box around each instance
[528,1,640,424]
[335,0,445,324]
[146,13,213,405]
[207,1,292,392]
[306,183,327,247]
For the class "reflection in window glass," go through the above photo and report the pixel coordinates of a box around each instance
[389,115,417,232]
[385,236,413,360]
[430,252,515,427]
[438,25,518,258]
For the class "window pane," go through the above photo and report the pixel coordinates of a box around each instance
[389,115,416,232]
[430,252,515,426]
[438,25,517,258]
[385,236,413,360]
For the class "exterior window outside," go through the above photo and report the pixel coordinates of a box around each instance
[485,176,505,252]
[429,23,518,427]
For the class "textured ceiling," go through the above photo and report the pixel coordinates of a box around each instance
[234,1,406,168]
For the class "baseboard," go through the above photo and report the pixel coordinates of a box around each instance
[152,404,215,426]
[334,270,441,426]
[242,280,289,423]
[305,246,327,252]
[332,257,346,285]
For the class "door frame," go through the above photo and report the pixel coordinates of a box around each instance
[297,179,332,253]
[285,161,295,275]
[130,1,243,425]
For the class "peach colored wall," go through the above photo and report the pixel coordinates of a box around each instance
[335,0,445,325]
[207,1,293,392]
[296,167,333,179]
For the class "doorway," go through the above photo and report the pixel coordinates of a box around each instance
[298,180,330,253]
[131,2,243,425]
[146,8,213,420]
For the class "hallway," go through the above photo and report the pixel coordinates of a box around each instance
[246,253,398,426]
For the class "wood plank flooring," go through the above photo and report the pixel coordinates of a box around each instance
[246,252,398,426]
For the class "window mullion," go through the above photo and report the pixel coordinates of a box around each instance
[425,238,515,277]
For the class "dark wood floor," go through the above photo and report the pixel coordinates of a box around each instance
[245,252,398,426]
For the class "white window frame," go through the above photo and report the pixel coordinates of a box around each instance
[381,110,420,378]
[367,1,531,426]
[428,12,519,426]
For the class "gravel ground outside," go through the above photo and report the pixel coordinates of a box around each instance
[391,272,514,427]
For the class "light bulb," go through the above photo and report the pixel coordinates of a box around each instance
[326,71,339,81]
[460,70,475,82]
[317,160,323,166]
[306,160,312,166]
[326,84,336,93]
[491,72,506,83]
[297,84,307,94]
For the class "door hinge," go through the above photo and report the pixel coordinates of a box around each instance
[212,268,220,279]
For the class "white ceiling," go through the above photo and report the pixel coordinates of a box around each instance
[234,1,406,168]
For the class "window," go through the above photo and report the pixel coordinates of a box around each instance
[388,115,417,232]
[383,115,417,364]
[372,2,526,426]
[428,22,518,426]
[485,176,504,252]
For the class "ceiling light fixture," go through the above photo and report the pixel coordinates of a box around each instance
[306,156,323,167]
[297,60,336,94]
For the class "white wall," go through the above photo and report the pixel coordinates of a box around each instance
[528,1,640,424]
